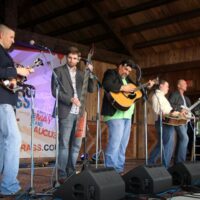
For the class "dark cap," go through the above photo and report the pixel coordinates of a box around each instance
[119,59,137,69]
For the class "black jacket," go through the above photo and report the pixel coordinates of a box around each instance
[0,45,18,106]
[101,68,134,116]
[169,91,191,111]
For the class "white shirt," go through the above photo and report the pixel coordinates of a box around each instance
[152,89,172,120]
[67,65,79,115]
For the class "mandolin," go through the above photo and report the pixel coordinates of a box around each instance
[162,114,188,126]
[107,78,158,111]
[0,58,43,93]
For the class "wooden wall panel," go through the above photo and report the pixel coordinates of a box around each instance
[137,46,200,68]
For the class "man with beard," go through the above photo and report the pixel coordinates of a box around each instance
[101,59,153,174]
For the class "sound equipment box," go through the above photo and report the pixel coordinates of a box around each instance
[53,167,125,200]
[122,165,172,194]
[168,162,200,186]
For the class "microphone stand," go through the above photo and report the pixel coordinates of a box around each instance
[53,75,60,188]
[93,76,105,168]
[35,47,64,196]
[16,85,37,200]
[29,87,36,195]
[159,109,163,165]
[192,115,196,162]
[142,88,149,165]
[45,47,64,189]
[155,93,164,166]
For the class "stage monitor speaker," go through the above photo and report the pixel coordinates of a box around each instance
[53,167,125,200]
[122,165,172,194]
[168,162,200,186]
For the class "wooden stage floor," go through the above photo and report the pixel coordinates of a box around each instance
[2,159,200,200]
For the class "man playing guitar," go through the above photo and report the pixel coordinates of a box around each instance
[101,59,154,174]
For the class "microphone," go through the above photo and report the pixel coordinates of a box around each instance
[29,40,48,50]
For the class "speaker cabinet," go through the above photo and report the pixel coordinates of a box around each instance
[53,167,125,200]
[168,162,200,186]
[122,165,172,194]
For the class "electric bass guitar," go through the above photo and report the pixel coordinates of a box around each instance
[107,78,159,111]
[0,58,43,93]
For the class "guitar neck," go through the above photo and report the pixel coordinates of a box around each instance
[188,98,200,111]
[79,69,90,116]
[133,82,149,92]
[29,63,38,69]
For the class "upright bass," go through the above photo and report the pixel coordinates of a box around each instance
[75,46,94,138]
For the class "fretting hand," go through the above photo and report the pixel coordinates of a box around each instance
[120,84,135,93]
[147,80,156,88]
[16,67,34,77]
[87,63,93,72]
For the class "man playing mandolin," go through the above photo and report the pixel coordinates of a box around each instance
[101,59,154,174]
[169,79,191,164]
[0,24,33,197]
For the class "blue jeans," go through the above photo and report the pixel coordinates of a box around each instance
[105,119,131,173]
[0,104,21,195]
[149,120,174,168]
[174,124,189,163]
[58,113,82,179]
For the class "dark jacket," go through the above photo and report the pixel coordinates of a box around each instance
[51,64,94,119]
[0,44,18,106]
[169,91,191,111]
[101,68,134,116]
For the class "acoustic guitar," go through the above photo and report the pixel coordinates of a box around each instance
[0,58,43,93]
[107,78,158,111]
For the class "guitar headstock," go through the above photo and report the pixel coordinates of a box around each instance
[146,77,159,89]
[153,77,159,85]
[34,58,44,67]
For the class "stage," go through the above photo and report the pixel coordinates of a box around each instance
[2,159,200,200]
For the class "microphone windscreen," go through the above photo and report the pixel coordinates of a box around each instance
[29,40,35,45]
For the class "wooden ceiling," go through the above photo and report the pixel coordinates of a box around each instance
[1,0,200,65]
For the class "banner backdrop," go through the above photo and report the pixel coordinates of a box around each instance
[10,48,66,158]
